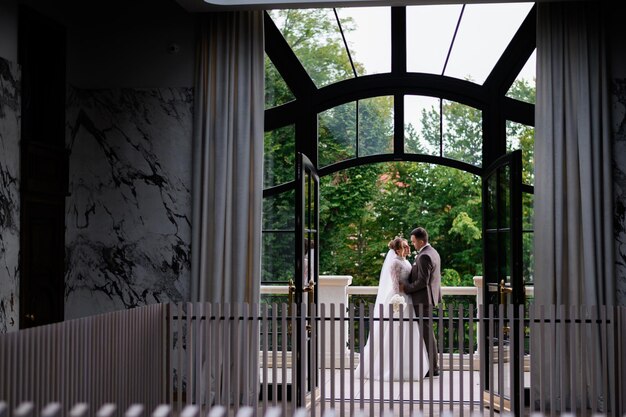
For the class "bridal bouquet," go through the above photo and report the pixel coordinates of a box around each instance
[389,294,406,315]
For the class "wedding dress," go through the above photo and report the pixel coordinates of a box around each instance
[356,249,429,381]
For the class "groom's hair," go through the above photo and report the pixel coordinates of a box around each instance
[411,227,429,243]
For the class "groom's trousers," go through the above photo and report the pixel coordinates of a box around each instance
[415,305,439,372]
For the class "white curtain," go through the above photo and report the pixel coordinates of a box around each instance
[534,2,614,412]
[191,11,264,305]
[191,11,264,406]
[535,1,614,308]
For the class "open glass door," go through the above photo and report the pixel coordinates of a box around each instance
[482,150,524,415]
[292,152,319,406]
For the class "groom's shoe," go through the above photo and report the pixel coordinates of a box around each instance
[424,368,440,377]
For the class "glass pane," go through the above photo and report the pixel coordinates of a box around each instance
[522,191,534,231]
[359,96,394,156]
[264,125,295,188]
[265,55,295,109]
[486,173,497,230]
[500,230,511,287]
[442,99,482,166]
[404,95,441,155]
[319,102,357,167]
[407,5,463,75]
[506,121,535,186]
[444,3,534,84]
[499,165,511,228]
[335,7,391,76]
[523,230,534,286]
[268,9,355,88]
[506,49,536,104]
[263,190,295,231]
[262,231,295,284]
[485,231,499,296]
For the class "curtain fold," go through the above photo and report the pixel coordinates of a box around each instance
[191,11,264,305]
[534,2,614,412]
[191,11,264,406]
[535,1,614,308]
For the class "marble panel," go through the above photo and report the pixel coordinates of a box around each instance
[0,56,20,332]
[65,87,192,318]
[613,78,626,305]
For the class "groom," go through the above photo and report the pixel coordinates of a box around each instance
[401,227,442,377]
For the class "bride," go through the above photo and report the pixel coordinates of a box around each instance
[357,237,429,381]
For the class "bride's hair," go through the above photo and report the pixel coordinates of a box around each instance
[388,236,404,252]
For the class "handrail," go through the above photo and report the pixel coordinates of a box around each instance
[261,285,478,297]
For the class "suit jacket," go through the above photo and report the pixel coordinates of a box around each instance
[403,244,441,307]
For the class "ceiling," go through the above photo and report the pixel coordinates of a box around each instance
[173,0,542,12]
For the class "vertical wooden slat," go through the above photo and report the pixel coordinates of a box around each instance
[281,303,288,417]
[558,304,565,414]
[548,305,555,417]
[358,303,365,414]
[310,303,318,417]
[408,306,414,417]
[233,304,241,415]
[508,304,515,415]
[590,306,598,414]
[269,303,277,408]
[348,303,355,417]
[418,304,424,415]
[448,305,454,414]
[205,303,213,417]
[196,303,204,408]
[469,304,475,415]
[528,305,535,414]
[487,304,494,417]
[339,304,345,417]
[600,305,609,415]
[458,305,464,417]
[518,304,524,417]
[368,304,374,417]
[438,305,444,414]
[330,303,336,412]
[320,303,326,417]
[497,304,504,415]
[569,305,577,414]
[261,303,268,416]
[241,303,249,407]
[398,306,404,417]
[378,304,384,417]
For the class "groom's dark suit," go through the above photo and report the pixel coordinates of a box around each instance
[403,244,442,374]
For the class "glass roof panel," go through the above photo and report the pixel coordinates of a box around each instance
[335,7,391,76]
[443,3,534,84]
[268,9,355,88]
[265,55,295,109]
[407,5,463,75]
[506,49,536,104]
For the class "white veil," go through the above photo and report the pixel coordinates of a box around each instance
[372,249,397,318]
[356,249,396,379]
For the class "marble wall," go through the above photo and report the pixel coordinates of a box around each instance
[613,78,626,305]
[0,56,20,332]
[65,87,193,319]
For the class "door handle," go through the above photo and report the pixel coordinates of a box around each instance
[303,279,315,336]
[288,279,296,335]
[499,279,512,305]
[499,280,513,335]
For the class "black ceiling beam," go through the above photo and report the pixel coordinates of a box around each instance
[264,11,317,99]
[265,73,488,130]
[262,152,483,198]
[502,97,535,127]
[483,4,537,95]
[391,7,406,75]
